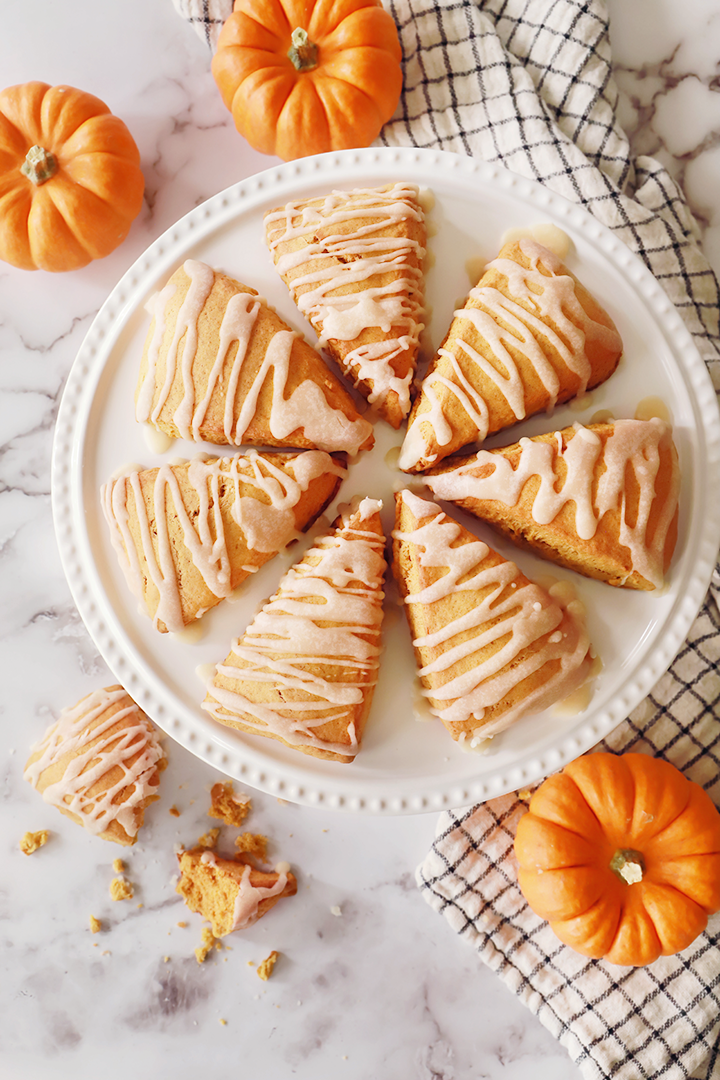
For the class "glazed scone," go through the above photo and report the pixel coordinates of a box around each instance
[176,848,297,937]
[203,497,387,762]
[24,686,166,846]
[425,418,680,591]
[135,260,374,455]
[264,184,426,429]
[392,491,594,746]
[101,449,346,633]
[400,239,623,472]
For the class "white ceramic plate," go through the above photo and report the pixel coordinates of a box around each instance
[52,146,720,814]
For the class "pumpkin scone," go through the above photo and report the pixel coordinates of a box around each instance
[264,183,426,429]
[399,239,623,472]
[135,260,374,455]
[101,449,346,633]
[203,497,387,762]
[425,417,680,591]
[392,490,593,748]
[24,686,166,846]
[176,848,297,936]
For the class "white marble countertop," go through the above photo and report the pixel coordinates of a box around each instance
[2,2,719,1078]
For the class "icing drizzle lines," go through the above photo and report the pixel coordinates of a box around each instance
[204,498,386,758]
[265,184,426,414]
[136,260,372,455]
[394,491,591,737]
[24,687,164,838]
[101,451,346,633]
[197,851,289,931]
[426,419,679,589]
[400,238,622,468]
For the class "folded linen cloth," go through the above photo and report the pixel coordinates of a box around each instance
[174,2,720,1076]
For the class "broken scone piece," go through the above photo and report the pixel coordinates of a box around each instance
[392,491,594,746]
[102,449,346,633]
[177,848,297,937]
[400,239,623,471]
[203,497,387,762]
[265,184,426,429]
[135,260,374,455]
[208,780,251,827]
[24,686,166,845]
[425,417,680,591]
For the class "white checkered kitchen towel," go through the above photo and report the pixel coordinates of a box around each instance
[176,2,720,1077]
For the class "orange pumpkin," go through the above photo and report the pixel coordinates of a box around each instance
[514,752,720,966]
[0,82,144,272]
[211,0,403,161]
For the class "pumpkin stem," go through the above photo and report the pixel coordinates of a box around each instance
[288,28,318,72]
[21,145,59,186]
[610,848,645,885]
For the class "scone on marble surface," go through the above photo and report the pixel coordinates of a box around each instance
[399,239,623,472]
[101,449,346,634]
[135,260,374,455]
[425,417,680,591]
[176,848,297,937]
[23,686,166,846]
[392,490,593,747]
[264,184,426,429]
[203,497,387,762]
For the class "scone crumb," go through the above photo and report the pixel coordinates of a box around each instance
[234,832,268,861]
[163,956,170,963]
[219,1018,227,1026]
[20,830,48,855]
[247,960,255,967]
[89,915,102,933]
[197,827,220,849]
[208,782,251,827]
[257,950,279,981]
[177,921,188,929]
[330,905,342,917]
[195,926,222,964]
[169,806,181,818]
[113,858,125,873]
[518,789,533,801]
[110,877,134,901]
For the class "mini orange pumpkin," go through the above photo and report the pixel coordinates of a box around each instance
[0,82,144,272]
[211,0,403,161]
[514,752,720,966]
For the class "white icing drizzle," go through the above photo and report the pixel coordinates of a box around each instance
[101,450,346,633]
[394,491,591,737]
[23,687,164,838]
[135,259,372,455]
[400,239,622,469]
[265,184,426,414]
[203,499,386,758]
[231,863,289,931]
[426,418,679,589]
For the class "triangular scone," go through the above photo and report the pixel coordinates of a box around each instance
[176,848,297,937]
[399,239,623,472]
[135,260,374,455]
[101,450,346,634]
[426,418,680,591]
[392,490,593,746]
[264,184,426,429]
[203,498,387,762]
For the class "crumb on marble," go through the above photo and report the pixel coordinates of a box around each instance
[257,950,279,981]
[234,832,268,861]
[330,905,342,917]
[195,926,222,964]
[177,921,188,929]
[197,827,221,849]
[110,877,134,901]
[276,798,288,806]
[247,960,255,967]
[89,915,102,934]
[113,858,125,873]
[20,830,48,855]
[208,781,251,827]
[163,956,170,963]
[169,806,181,818]
[219,1018,227,1026]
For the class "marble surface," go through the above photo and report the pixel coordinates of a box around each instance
[1,2,719,1078]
